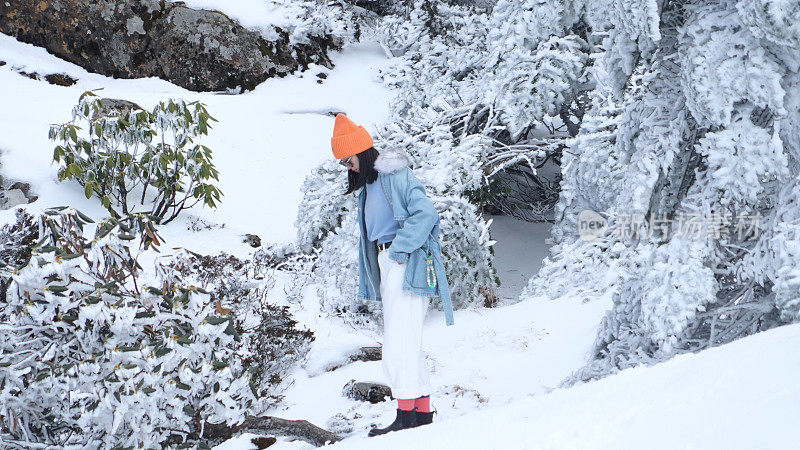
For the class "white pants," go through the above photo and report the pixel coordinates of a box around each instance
[378,249,432,399]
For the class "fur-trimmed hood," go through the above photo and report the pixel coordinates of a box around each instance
[374,147,410,174]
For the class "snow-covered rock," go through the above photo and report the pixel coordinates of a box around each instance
[0,0,339,91]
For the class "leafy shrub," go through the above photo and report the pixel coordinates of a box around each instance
[0,208,309,448]
[156,248,315,412]
[49,91,222,224]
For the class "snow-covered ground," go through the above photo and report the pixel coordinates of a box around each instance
[1,30,795,450]
[488,215,551,302]
[327,322,800,450]
[261,289,609,435]
[0,32,392,252]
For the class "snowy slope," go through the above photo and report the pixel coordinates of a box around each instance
[267,292,609,425]
[213,289,610,450]
[0,33,393,253]
[327,323,800,450]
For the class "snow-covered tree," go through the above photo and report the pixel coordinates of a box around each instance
[525,0,800,383]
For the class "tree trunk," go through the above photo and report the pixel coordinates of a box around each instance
[200,415,343,447]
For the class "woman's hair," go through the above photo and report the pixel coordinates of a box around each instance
[345,147,380,194]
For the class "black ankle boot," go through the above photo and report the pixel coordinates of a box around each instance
[415,410,434,427]
[368,409,418,437]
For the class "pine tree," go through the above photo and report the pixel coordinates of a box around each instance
[526,0,800,383]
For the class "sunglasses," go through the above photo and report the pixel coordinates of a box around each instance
[338,156,354,168]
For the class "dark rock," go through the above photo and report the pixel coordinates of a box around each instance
[44,73,78,86]
[0,0,337,92]
[342,380,393,403]
[308,345,382,374]
[3,182,38,208]
[96,98,144,117]
[251,436,277,449]
[0,61,6,66]
[350,346,381,363]
[9,68,77,86]
[316,72,327,79]
[19,70,39,80]
[244,233,262,248]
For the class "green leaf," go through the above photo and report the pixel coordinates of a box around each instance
[154,347,172,357]
[35,370,51,381]
[147,287,163,296]
[175,381,191,390]
[96,223,113,239]
[84,182,94,199]
[183,404,196,416]
[76,209,95,223]
[60,312,78,323]
[205,316,228,325]
[53,146,64,162]
[198,117,207,134]
[176,291,189,306]
[223,321,239,339]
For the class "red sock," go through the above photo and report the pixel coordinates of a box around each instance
[414,395,430,413]
[397,398,416,411]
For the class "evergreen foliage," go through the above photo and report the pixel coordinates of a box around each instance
[521,0,800,383]
[50,91,222,224]
[0,208,311,448]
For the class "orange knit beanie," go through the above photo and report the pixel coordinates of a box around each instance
[331,113,374,159]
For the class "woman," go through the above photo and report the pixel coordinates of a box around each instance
[330,113,454,437]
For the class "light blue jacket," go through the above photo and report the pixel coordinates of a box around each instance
[355,149,454,326]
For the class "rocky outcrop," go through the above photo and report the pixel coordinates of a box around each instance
[342,380,393,403]
[0,0,337,92]
[243,233,262,248]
